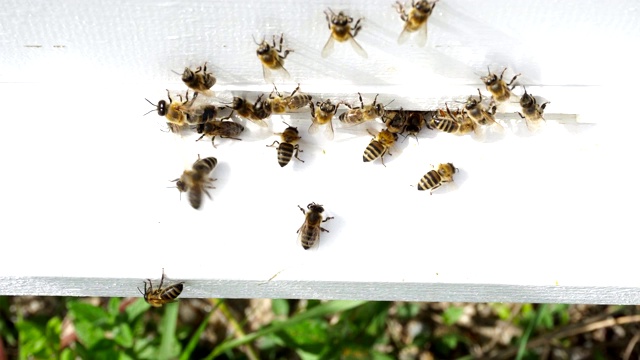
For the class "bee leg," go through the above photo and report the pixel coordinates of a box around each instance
[267,140,280,148]
[211,136,218,148]
[290,83,300,97]
[298,205,306,215]
[540,102,550,111]
[517,112,525,119]
[507,73,521,89]
[165,89,173,103]
[159,269,166,289]
[196,134,206,142]
[357,92,365,108]
[221,136,242,141]
[324,9,332,29]
[322,216,334,223]
[352,18,363,37]
[293,145,305,163]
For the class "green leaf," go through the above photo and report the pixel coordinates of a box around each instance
[114,323,134,348]
[108,297,121,317]
[440,333,459,349]
[125,299,150,322]
[16,320,49,358]
[396,302,420,319]
[67,301,111,326]
[74,321,106,349]
[158,301,181,360]
[442,307,464,326]
[272,299,290,316]
[207,300,366,359]
[60,348,75,360]
[45,316,62,349]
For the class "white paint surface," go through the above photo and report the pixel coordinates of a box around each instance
[0,0,639,303]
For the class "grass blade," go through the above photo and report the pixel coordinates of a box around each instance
[206,300,366,359]
[179,301,220,360]
[158,302,180,360]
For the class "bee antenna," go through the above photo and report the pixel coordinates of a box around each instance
[137,287,145,296]
[384,99,395,107]
[171,69,182,76]
[251,34,263,45]
[143,108,156,116]
[144,98,156,106]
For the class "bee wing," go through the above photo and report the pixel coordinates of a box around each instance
[321,36,336,58]
[414,22,429,47]
[308,119,321,135]
[262,65,274,84]
[248,118,268,128]
[188,187,203,210]
[347,37,368,59]
[397,25,413,45]
[297,222,320,250]
[324,119,335,141]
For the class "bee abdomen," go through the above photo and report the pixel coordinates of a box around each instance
[194,157,217,173]
[160,284,184,300]
[363,140,385,162]
[277,143,295,167]
[300,233,317,250]
[432,118,458,133]
[418,170,442,191]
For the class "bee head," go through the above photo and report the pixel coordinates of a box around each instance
[144,98,167,116]
[519,88,535,107]
[181,67,195,82]
[307,202,324,213]
[333,12,352,26]
[231,97,245,110]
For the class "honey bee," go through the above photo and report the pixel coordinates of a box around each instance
[403,111,430,140]
[382,109,407,134]
[266,84,312,114]
[297,202,334,250]
[145,90,202,130]
[417,163,457,194]
[179,62,216,94]
[229,95,270,127]
[138,269,185,307]
[429,105,476,135]
[187,104,220,126]
[481,67,520,103]
[518,88,549,131]
[267,122,304,167]
[196,119,244,148]
[363,129,398,166]
[309,99,340,140]
[172,156,217,209]
[395,0,438,47]
[322,8,367,58]
[339,93,385,126]
[255,33,292,83]
[464,88,503,131]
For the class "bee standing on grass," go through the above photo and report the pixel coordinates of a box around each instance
[363,129,398,166]
[172,156,218,210]
[255,34,292,83]
[417,163,457,194]
[340,93,385,126]
[178,62,216,95]
[322,8,367,58]
[138,269,184,307]
[395,0,438,47]
[481,67,520,103]
[518,88,549,131]
[267,122,304,167]
[309,99,340,140]
[297,203,334,250]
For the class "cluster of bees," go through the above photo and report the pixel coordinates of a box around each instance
[139,0,551,306]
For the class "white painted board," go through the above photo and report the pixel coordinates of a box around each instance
[0,0,639,303]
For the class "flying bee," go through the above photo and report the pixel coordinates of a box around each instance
[464,88,504,131]
[138,269,185,307]
[255,33,292,83]
[417,163,457,194]
[309,99,340,140]
[402,111,430,140]
[267,122,304,167]
[339,93,386,126]
[395,0,438,47]
[228,95,270,127]
[429,105,476,135]
[518,88,549,131]
[363,129,398,166]
[266,84,312,114]
[297,202,334,250]
[172,156,217,209]
[196,119,244,148]
[382,109,407,134]
[145,90,203,131]
[322,8,367,58]
[481,67,521,103]
[178,62,216,95]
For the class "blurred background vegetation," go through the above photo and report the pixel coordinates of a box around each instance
[1,296,640,359]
